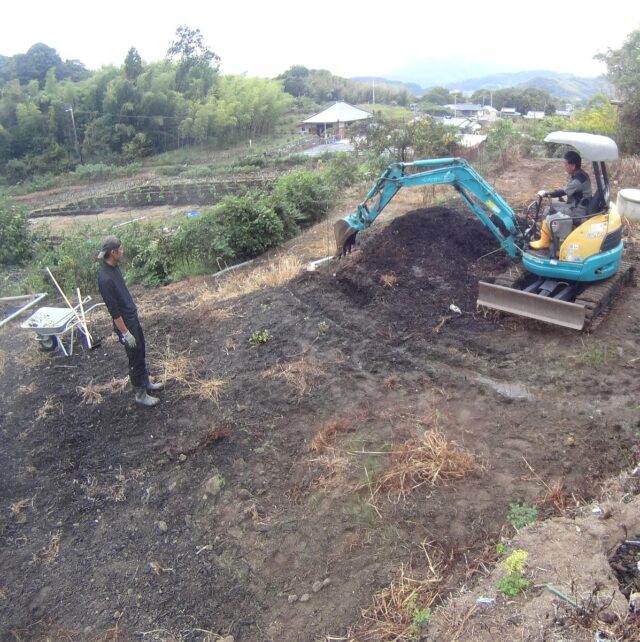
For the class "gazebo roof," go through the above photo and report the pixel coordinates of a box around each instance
[302,101,372,124]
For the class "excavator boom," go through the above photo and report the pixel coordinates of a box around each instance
[334,158,523,259]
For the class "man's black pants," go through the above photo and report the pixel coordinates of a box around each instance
[118,318,147,388]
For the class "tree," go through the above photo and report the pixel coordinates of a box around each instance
[420,86,453,105]
[167,25,220,96]
[13,43,62,87]
[124,48,144,81]
[277,65,310,97]
[596,28,640,152]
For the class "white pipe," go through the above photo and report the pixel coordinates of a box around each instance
[45,267,87,336]
[0,293,47,328]
[306,256,333,271]
[113,216,146,228]
[76,287,92,348]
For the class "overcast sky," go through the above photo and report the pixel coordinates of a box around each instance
[1,0,638,82]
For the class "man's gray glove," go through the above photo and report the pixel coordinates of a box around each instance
[122,330,137,348]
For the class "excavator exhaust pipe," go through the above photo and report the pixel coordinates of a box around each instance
[477,282,587,330]
[334,220,358,257]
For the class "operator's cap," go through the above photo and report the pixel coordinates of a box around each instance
[97,235,121,259]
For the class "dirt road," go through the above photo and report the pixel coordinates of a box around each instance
[1,158,639,641]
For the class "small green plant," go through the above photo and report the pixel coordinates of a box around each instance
[317,320,329,333]
[503,549,527,574]
[407,594,432,638]
[498,572,530,597]
[495,542,507,556]
[250,329,271,345]
[507,502,538,530]
[498,549,530,597]
[579,342,617,368]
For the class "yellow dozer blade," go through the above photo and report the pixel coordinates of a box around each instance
[477,282,587,330]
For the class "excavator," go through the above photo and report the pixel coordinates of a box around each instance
[333,131,634,330]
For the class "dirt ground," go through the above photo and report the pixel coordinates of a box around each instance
[1,158,640,642]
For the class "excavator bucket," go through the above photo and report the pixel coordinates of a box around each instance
[477,282,587,330]
[334,220,358,257]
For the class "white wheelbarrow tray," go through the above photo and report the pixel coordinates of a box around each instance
[21,297,104,356]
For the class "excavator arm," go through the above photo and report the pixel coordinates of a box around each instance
[334,158,525,259]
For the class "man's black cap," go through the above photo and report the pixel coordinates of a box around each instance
[97,235,121,259]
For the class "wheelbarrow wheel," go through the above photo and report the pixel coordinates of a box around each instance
[38,335,58,352]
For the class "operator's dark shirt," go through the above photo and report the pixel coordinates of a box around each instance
[97,262,138,326]
[550,168,593,208]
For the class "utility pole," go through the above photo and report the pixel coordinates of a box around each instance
[66,106,83,164]
[372,77,375,106]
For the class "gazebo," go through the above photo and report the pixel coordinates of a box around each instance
[300,101,372,141]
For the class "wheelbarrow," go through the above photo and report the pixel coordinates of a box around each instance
[20,297,104,356]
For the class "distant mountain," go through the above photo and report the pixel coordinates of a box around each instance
[445,70,609,100]
[387,56,516,89]
[516,75,610,101]
[351,76,424,98]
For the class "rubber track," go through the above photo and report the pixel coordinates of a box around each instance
[489,262,635,331]
[574,262,635,331]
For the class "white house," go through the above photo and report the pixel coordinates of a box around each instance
[500,107,521,119]
[300,101,372,140]
[443,103,484,118]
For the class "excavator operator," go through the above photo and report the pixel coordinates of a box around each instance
[530,150,593,250]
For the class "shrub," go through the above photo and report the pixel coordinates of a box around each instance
[507,502,538,530]
[211,194,284,260]
[271,169,335,230]
[321,152,362,189]
[71,163,142,182]
[486,120,530,169]
[28,234,100,295]
[171,210,233,272]
[118,224,174,287]
[0,193,32,265]
[5,159,28,184]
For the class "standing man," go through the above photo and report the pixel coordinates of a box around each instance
[97,235,163,407]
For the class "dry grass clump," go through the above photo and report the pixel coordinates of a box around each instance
[306,452,352,490]
[380,273,398,288]
[264,357,323,396]
[0,349,6,375]
[33,532,61,564]
[192,255,303,306]
[36,396,64,421]
[17,383,36,394]
[353,542,444,641]
[156,340,191,382]
[538,479,571,512]
[375,430,479,500]
[155,340,225,403]
[309,418,355,454]
[10,497,34,524]
[183,377,225,404]
[77,377,129,405]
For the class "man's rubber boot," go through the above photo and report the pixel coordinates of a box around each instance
[134,386,159,407]
[144,375,165,393]
[529,219,552,249]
